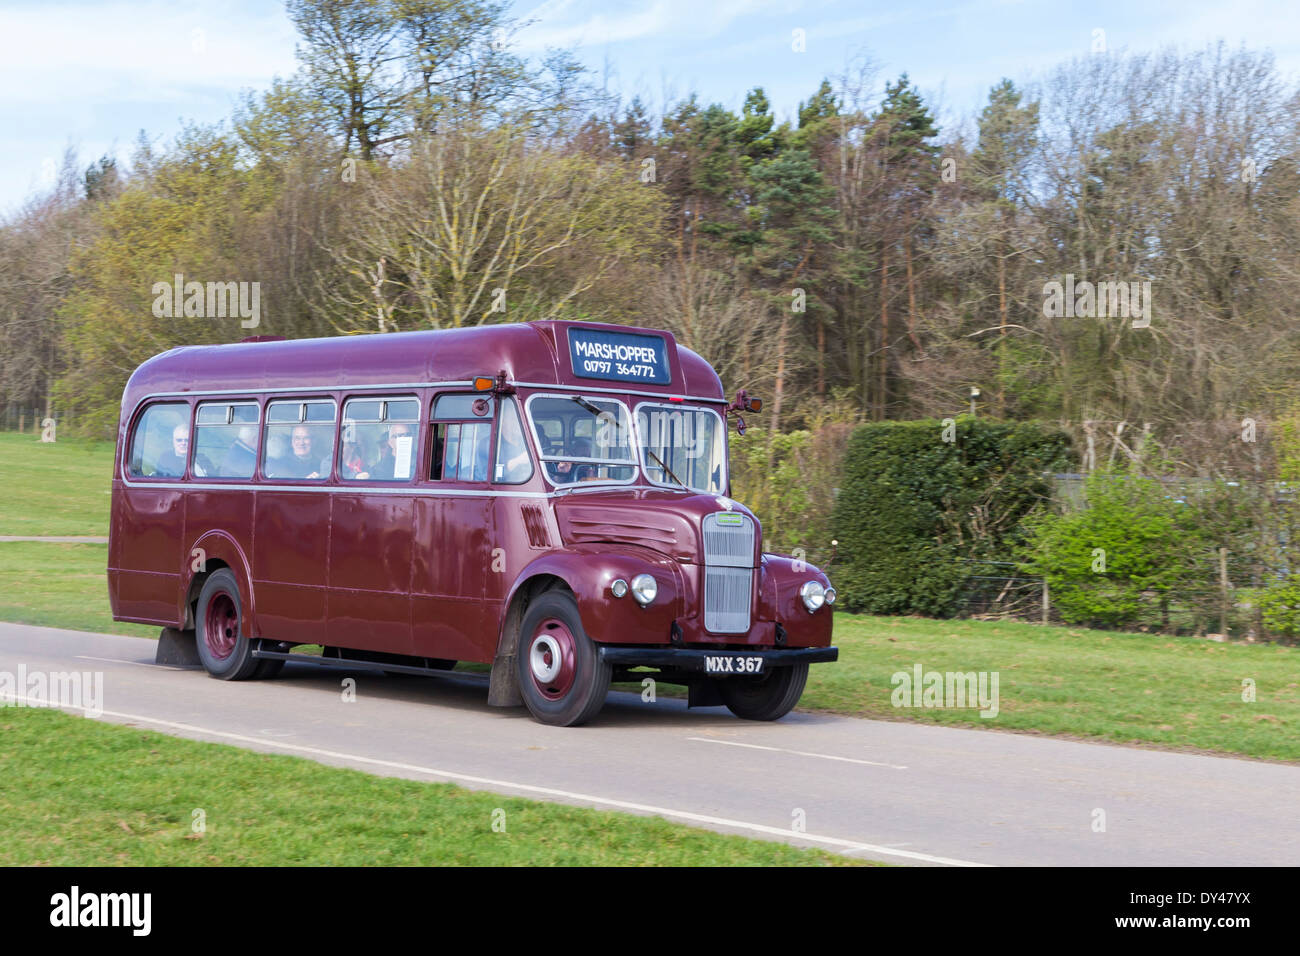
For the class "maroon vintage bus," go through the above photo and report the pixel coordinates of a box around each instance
[109,320,837,725]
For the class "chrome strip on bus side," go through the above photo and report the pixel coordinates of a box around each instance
[132,381,474,399]
[133,381,727,404]
[116,478,639,499]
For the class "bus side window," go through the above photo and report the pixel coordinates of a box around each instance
[494,397,533,483]
[263,399,336,480]
[194,402,260,479]
[341,397,419,481]
[430,393,493,483]
[127,402,190,478]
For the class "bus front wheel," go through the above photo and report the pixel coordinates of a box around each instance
[196,569,261,681]
[516,591,610,726]
[718,663,809,721]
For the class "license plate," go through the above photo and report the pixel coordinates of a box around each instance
[703,655,765,675]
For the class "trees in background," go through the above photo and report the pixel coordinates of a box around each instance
[1,15,1298,497]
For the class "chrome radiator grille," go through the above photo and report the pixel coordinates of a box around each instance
[701,513,755,633]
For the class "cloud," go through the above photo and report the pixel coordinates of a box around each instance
[0,0,299,106]
[513,0,798,51]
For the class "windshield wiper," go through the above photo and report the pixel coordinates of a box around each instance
[571,395,628,441]
[646,450,686,489]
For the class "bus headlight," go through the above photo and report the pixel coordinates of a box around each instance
[824,586,837,606]
[630,574,658,606]
[611,579,629,598]
[800,580,827,613]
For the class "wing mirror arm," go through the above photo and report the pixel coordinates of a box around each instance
[725,389,762,434]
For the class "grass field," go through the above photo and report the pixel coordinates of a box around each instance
[0,431,116,536]
[0,542,154,637]
[0,707,863,866]
[1,429,1296,761]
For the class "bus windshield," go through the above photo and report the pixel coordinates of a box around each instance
[636,403,726,494]
[526,394,637,486]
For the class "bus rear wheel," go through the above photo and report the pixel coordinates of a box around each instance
[718,663,809,721]
[196,569,261,681]
[516,591,610,726]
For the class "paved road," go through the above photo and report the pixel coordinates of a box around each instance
[2,622,1297,866]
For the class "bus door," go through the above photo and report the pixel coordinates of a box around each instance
[252,398,336,643]
[328,396,420,655]
[411,392,497,662]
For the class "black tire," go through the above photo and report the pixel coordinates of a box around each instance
[719,662,809,721]
[516,590,610,726]
[195,569,261,680]
[253,657,284,679]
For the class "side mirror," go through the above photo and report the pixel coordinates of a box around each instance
[726,389,760,433]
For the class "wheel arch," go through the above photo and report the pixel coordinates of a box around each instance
[181,531,257,636]
[487,561,575,708]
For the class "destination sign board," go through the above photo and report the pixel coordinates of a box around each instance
[567,327,671,385]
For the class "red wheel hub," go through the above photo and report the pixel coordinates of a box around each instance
[204,591,239,660]
[528,619,577,701]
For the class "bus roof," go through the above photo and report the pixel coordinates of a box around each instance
[120,320,726,412]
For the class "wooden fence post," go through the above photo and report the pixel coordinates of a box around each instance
[1219,547,1230,636]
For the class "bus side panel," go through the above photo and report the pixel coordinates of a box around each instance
[411,495,496,662]
[113,482,186,625]
[186,487,255,627]
[328,493,415,655]
[252,490,331,644]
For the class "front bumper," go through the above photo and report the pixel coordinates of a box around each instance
[599,645,838,672]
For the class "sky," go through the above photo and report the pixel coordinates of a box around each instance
[2,0,1298,216]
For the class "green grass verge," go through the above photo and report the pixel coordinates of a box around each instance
[0,542,153,637]
[796,614,1299,762]
[0,708,866,866]
[0,431,116,536]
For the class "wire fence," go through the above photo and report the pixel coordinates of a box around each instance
[952,559,1287,641]
[0,406,46,433]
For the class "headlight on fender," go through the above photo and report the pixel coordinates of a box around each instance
[631,573,658,606]
[800,580,827,613]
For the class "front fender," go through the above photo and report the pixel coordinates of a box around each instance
[758,554,834,647]
[505,545,685,646]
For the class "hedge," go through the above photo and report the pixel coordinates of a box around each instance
[829,417,1072,615]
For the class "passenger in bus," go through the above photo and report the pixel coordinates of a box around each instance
[356,423,412,480]
[153,423,190,477]
[220,426,258,477]
[270,426,329,479]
